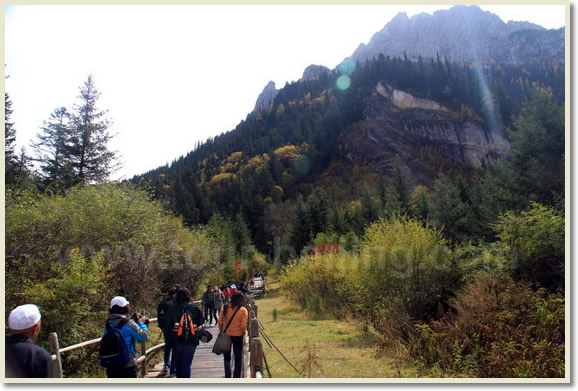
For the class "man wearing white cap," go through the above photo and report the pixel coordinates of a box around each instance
[102,296,149,378]
[5,304,54,378]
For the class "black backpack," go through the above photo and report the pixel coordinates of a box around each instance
[157,297,174,329]
[173,307,197,343]
[99,318,130,368]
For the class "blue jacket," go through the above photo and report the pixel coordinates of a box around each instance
[104,314,149,367]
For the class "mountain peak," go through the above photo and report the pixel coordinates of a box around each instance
[347,5,563,65]
[302,64,330,81]
[253,81,278,113]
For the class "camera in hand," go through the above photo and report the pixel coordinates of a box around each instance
[131,312,149,325]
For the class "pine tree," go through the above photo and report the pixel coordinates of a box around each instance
[289,195,311,255]
[31,75,118,188]
[68,75,118,184]
[5,92,18,185]
[32,107,74,186]
[233,212,252,255]
[507,88,564,206]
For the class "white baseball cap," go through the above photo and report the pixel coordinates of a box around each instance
[110,296,130,308]
[9,304,42,331]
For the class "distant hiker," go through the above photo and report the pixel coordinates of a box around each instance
[213,286,224,324]
[218,291,248,378]
[222,285,231,305]
[101,296,149,378]
[166,288,204,378]
[5,304,53,378]
[157,285,180,376]
[202,285,215,326]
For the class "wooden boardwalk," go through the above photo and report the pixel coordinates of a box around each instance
[146,324,246,379]
[191,325,224,378]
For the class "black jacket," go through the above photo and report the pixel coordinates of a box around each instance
[157,297,175,330]
[5,335,54,378]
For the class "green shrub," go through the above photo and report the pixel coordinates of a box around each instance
[495,202,565,290]
[279,252,360,317]
[360,217,458,321]
[5,183,219,376]
[409,273,565,377]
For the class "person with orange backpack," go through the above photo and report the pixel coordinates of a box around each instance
[166,287,204,378]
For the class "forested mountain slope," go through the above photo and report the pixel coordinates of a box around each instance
[132,6,564,261]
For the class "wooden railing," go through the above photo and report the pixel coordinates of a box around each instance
[47,299,204,378]
[48,317,165,378]
[245,300,265,378]
[47,299,267,378]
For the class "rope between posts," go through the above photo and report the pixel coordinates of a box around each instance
[257,318,266,330]
[258,327,302,376]
[262,349,272,378]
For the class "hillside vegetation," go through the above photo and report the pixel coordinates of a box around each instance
[279,213,565,377]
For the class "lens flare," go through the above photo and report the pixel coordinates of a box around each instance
[474,64,499,133]
[336,75,351,90]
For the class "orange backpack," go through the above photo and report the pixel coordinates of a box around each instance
[173,307,196,342]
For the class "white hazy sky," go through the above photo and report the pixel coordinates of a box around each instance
[4,4,566,180]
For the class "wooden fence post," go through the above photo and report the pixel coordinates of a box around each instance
[48,332,63,378]
[252,304,258,320]
[250,314,259,339]
[250,338,263,378]
[246,304,252,328]
[140,341,147,377]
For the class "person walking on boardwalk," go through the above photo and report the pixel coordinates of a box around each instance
[218,291,248,378]
[103,296,150,378]
[202,285,215,326]
[213,286,224,323]
[157,285,179,377]
[5,304,53,378]
[166,287,204,378]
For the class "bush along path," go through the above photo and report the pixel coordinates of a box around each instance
[253,281,421,378]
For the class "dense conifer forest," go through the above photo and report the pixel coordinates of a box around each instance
[133,55,564,264]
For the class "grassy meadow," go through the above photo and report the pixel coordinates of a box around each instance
[252,281,421,379]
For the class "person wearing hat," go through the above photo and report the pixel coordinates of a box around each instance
[104,296,150,378]
[5,304,54,378]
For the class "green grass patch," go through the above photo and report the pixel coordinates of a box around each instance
[253,282,420,378]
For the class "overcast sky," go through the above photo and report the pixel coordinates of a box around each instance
[4,4,566,180]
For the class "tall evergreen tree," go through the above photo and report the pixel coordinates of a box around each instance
[289,195,311,255]
[31,75,118,188]
[5,92,17,184]
[506,88,564,206]
[68,75,118,184]
[32,107,74,186]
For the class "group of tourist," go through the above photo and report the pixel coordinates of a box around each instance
[5,284,249,379]
[158,284,249,378]
[200,283,250,326]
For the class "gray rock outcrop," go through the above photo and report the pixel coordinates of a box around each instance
[302,64,330,81]
[338,83,510,183]
[253,81,279,113]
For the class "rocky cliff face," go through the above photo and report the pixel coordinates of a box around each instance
[253,81,279,113]
[348,5,564,65]
[338,84,510,183]
[302,64,331,81]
